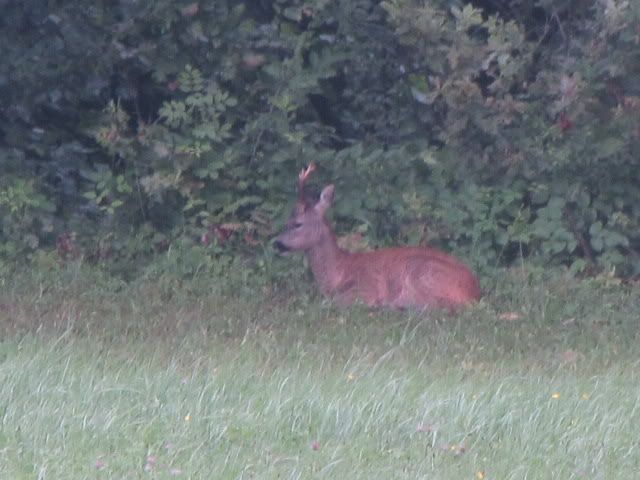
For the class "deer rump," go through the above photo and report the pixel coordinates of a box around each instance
[274,165,481,311]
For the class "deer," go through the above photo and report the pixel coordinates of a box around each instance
[274,164,481,310]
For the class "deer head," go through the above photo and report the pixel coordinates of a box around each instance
[274,164,335,253]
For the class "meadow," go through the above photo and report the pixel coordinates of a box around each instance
[0,263,638,479]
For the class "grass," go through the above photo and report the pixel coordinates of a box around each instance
[0,263,639,479]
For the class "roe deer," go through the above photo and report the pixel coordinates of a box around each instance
[274,164,481,310]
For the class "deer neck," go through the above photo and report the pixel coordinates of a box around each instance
[305,230,347,295]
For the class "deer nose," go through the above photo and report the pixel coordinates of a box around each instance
[273,239,290,253]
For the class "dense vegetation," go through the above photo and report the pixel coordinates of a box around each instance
[1,0,639,279]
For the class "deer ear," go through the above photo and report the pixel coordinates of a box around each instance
[315,184,334,214]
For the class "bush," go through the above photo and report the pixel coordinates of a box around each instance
[1,0,639,276]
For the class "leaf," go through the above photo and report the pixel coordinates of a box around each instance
[603,230,629,248]
[591,236,604,252]
[595,136,625,159]
[546,197,566,218]
[159,101,188,127]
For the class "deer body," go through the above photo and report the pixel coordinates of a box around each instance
[275,166,481,310]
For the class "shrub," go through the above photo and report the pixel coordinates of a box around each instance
[1,0,638,276]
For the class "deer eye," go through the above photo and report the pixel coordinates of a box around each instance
[293,222,303,229]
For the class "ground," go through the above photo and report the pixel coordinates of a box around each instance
[0,264,638,479]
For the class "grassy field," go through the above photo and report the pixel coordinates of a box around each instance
[0,264,639,479]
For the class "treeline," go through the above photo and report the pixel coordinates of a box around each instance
[1,0,639,277]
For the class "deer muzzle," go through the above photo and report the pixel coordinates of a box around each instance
[273,239,292,254]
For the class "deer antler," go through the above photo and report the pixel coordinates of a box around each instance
[297,163,316,201]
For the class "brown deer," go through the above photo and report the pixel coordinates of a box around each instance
[274,164,481,310]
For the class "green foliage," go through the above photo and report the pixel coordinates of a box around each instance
[380,0,640,274]
[1,0,639,276]
[0,150,55,258]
